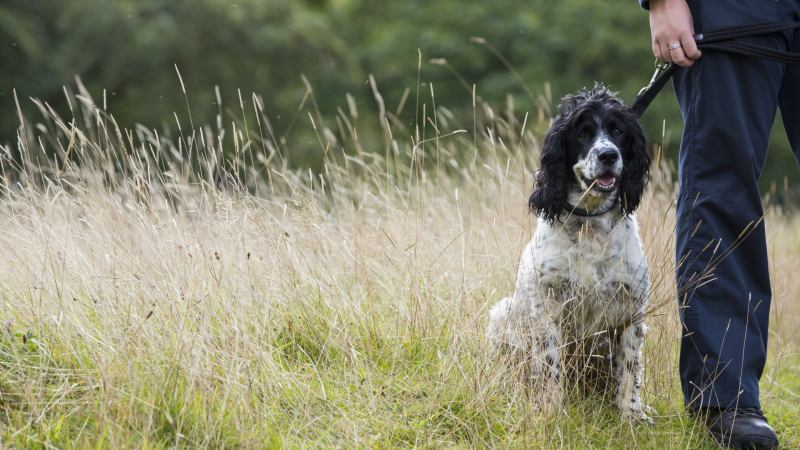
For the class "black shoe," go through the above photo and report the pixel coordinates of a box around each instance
[697,408,779,449]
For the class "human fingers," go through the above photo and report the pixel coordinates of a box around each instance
[668,40,692,67]
[659,40,673,63]
[681,32,702,60]
[652,40,664,62]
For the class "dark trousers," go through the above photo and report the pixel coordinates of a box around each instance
[673,0,800,409]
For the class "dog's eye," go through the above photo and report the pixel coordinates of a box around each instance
[577,130,591,139]
[612,128,624,136]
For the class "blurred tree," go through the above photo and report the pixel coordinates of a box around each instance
[0,0,795,185]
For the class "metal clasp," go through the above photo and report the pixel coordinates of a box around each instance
[637,60,671,98]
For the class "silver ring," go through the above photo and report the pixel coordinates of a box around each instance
[668,42,682,50]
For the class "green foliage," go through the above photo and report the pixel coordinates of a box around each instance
[0,0,796,184]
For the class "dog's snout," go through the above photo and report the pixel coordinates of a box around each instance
[598,149,619,165]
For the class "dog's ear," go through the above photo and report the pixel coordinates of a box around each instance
[619,113,650,215]
[529,116,569,223]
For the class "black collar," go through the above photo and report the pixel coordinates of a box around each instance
[565,197,619,218]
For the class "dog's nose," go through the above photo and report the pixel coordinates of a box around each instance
[598,149,619,165]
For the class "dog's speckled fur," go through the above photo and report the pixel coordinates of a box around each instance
[486,85,653,423]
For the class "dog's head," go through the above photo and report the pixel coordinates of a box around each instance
[529,85,650,223]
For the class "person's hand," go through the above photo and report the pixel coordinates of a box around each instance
[648,0,702,67]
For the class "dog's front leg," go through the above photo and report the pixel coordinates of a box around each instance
[532,317,563,414]
[613,322,652,424]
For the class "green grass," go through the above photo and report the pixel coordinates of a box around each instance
[2,318,797,448]
[0,81,798,448]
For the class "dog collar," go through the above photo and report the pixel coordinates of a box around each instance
[565,197,619,218]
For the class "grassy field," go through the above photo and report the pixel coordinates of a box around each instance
[0,82,798,449]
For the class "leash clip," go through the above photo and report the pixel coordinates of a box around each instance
[637,60,671,98]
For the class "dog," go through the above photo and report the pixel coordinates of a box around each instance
[486,85,653,423]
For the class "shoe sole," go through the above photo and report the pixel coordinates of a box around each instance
[709,430,779,450]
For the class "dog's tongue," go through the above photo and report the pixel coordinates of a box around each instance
[597,174,616,187]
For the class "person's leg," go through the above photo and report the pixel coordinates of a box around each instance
[672,41,787,409]
[779,7,800,159]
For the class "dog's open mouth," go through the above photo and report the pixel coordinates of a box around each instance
[584,173,618,192]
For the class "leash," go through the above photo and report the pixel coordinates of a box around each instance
[630,21,800,118]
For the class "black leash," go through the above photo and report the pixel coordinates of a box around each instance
[630,21,800,118]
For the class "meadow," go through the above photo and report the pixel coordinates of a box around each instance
[0,79,798,449]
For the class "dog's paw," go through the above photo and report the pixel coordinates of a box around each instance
[621,407,654,426]
[641,403,657,416]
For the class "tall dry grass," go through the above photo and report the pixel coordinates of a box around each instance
[0,78,798,448]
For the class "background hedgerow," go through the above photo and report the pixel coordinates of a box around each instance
[2,0,797,187]
[0,77,798,449]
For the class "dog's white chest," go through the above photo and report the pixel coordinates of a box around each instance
[532,217,648,334]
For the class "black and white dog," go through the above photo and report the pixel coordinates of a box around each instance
[487,85,653,422]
